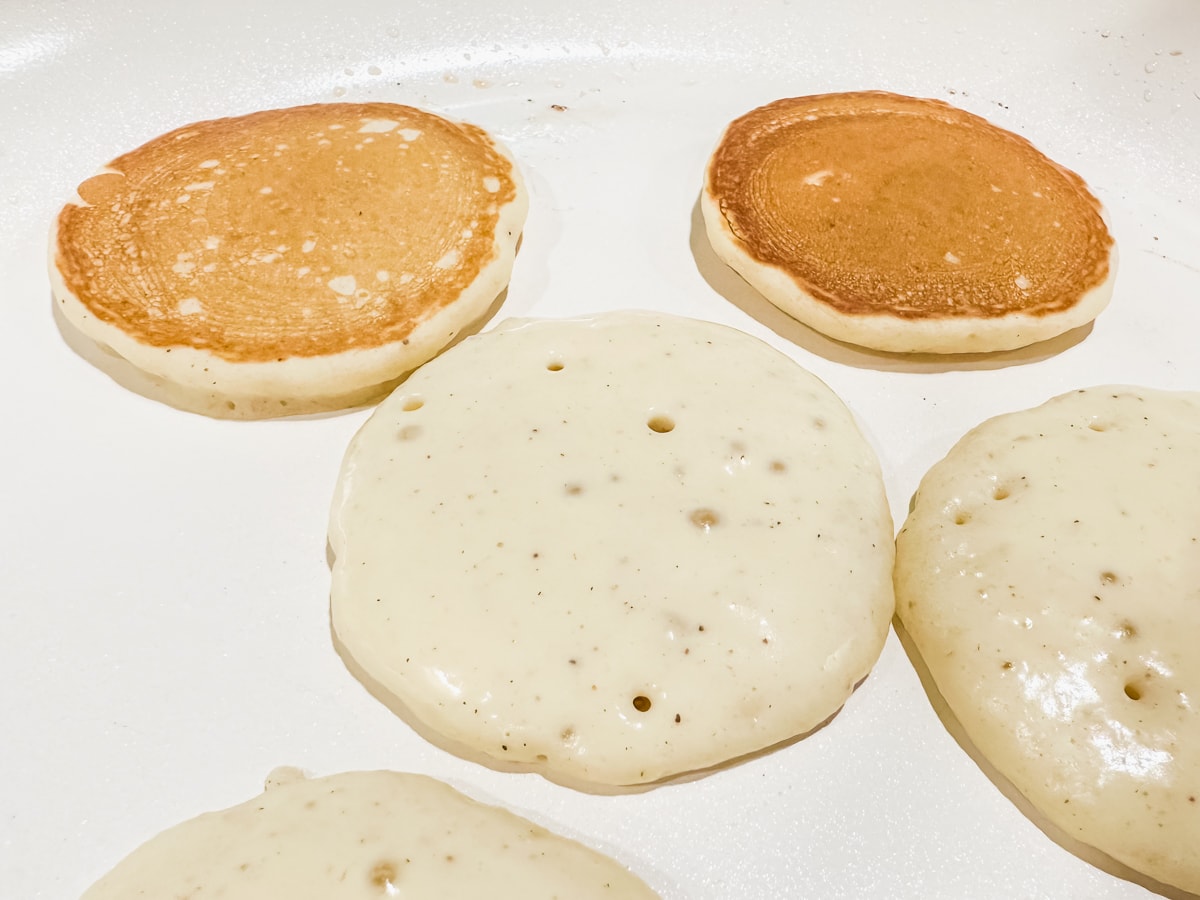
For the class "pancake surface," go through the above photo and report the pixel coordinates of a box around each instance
[894,386,1200,893]
[329,311,895,788]
[51,102,527,416]
[702,91,1116,354]
[82,768,657,898]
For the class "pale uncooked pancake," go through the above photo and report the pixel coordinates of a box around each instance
[702,91,1116,354]
[51,102,527,417]
[81,768,657,898]
[895,386,1200,893]
[329,311,895,788]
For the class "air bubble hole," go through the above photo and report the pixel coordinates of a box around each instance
[647,415,675,433]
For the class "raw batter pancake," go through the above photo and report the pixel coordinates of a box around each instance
[702,91,1116,354]
[895,386,1200,894]
[329,311,895,787]
[82,768,657,898]
[51,102,527,417]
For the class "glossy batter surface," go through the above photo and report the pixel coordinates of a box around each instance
[895,386,1200,894]
[82,769,657,898]
[329,312,895,787]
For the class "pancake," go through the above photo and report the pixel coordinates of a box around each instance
[81,768,658,898]
[51,102,528,417]
[702,91,1116,354]
[894,386,1200,894]
[329,311,895,788]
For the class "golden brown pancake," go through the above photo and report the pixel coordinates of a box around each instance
[702,91,1116,354]
[51,102,528,416]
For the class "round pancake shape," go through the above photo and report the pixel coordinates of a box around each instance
[82,769,658,899]
[702,91,1116,354]
[894,387,1200,894]
[51,102,528,417]
[329,311,895,788]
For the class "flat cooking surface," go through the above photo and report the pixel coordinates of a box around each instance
[2,1,1197,897]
